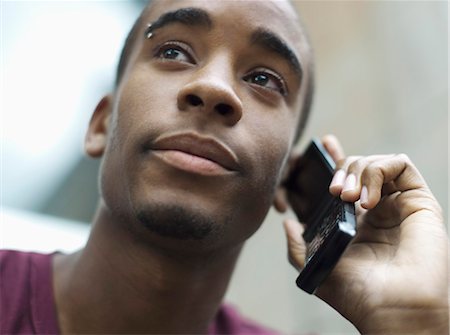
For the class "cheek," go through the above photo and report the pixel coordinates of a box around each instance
[118,74,168,123]
[98,73,178,218]
[247,112,294,185]
[109,68,182,156]
[116,64,181,123]
[235,116,293,219]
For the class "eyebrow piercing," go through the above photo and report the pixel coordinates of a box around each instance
[145,23,154,39]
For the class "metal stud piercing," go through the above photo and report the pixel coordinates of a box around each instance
[145,23,154,39]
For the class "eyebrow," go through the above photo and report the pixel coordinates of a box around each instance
[147,7,213,33]
[147,7,302,82]
[250,29,303,80]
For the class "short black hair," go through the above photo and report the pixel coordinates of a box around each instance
[115,1,314,142]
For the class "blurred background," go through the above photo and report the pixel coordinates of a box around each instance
[1,1,448,334]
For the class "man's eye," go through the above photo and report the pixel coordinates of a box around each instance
[162,48,183,59]
[156,42,195,64]
[243,70,287,96]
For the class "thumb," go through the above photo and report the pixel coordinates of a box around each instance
[283,219,307,272]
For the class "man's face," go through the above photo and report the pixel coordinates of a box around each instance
[95,0,311,250]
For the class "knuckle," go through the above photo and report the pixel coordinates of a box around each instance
[396,153,411,163]
[347,156,364,172]
[362,163,384,182]
[367,160,385,172]
[335,156,351,169]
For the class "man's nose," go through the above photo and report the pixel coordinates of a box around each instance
[177,74,243,126]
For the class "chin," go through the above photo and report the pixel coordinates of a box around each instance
[134,202,225,241]
[122,168,274,250]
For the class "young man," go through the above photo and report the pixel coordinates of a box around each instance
[1,0,448,334]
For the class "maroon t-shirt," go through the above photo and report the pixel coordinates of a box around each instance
[0,250,279,334]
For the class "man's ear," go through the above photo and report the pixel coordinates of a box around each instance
[85,95,113,158]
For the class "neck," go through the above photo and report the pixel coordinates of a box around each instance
[54,205,243,334]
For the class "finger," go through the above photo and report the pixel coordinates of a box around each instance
[359,154,428,209]
[338,155,394,202]
[329,156,362,196]
[321,134,346,163]
[282,219,306,271]
[329,169,347,196]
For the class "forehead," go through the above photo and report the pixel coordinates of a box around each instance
[146,0,305,53]
[150,0,297,22]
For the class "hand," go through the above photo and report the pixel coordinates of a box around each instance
[281,135,449,334]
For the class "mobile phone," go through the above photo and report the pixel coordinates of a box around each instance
[284,139,356,294]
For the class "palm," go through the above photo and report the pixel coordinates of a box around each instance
[317,189,448,327]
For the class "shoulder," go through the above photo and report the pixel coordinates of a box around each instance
[0,249,36,289]
[209,303,280,335]
[1,250,36,333]
[0,250,56,334]
[0,249,52,279]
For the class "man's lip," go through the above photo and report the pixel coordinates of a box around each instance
[149,133,240,172]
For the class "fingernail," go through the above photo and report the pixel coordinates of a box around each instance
[342,174,356,192]
[330,169,346,188]
[360,185,369,205]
